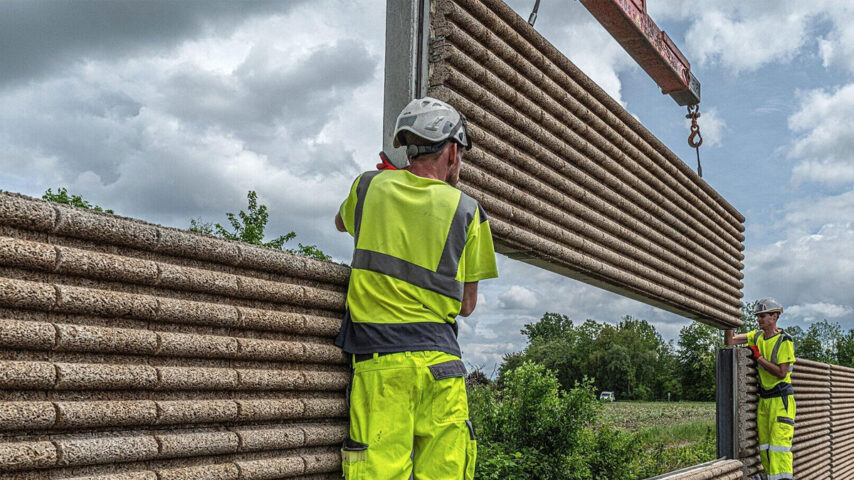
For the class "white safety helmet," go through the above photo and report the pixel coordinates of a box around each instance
[392,97,472,159]
[754,298,784,315]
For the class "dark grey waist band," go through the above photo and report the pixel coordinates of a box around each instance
[334,311,461,357]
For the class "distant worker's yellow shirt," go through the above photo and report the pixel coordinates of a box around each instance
[747,329,795,390]
[335,169,498,356]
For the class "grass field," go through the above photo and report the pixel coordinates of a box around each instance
[599,402,717,476]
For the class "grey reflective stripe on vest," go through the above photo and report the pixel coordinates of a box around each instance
[353,170,382,246]
[436,193,478,278]
[352,249,464,301]
[477,204,488,224]
[770,334,784,364]
[352,175,478,301]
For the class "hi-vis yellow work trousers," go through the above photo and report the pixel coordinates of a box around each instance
[341,351,476,480]
[758,394,796,480]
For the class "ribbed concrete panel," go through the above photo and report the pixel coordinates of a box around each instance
[0,192,348,479]
[425,0,745,328]
[734,352,853,479]
[646,459,744,480]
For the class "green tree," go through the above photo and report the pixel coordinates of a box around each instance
[43,187,113,213]
[837,329,854,368]
[677,321,720,401]
[736,300,759,334]
[502,313,679,400]
[521,312,573,341]
[798,320,842,363]
[470,362,641,479]
[191,190,331,261]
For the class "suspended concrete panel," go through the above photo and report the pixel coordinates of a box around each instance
[385,0,747,329]
[0,192,348,479]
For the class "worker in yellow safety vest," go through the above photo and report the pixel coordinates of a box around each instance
[725,298,795,480]
[333,97,498,479]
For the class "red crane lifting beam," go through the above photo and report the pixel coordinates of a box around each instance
[578,0,701,106]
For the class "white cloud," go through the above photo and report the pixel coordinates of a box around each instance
[745,222,854,316]
[648,1,854,76]
[648,2,823,73]
[788,84,854,186]
[498,285,539,310]
[782,190,854,229]
[685,107,726,148]
[786,303,853,323]
[0,0,385,262]
[817,3,854,72]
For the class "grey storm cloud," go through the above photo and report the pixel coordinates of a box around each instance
[160,40,379,142]
[0,0,305,88]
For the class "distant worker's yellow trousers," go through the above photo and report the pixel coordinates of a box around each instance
[758,392,796,480]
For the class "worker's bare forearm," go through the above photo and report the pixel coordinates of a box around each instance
[756,357,789,378]
[724,329,747,346]
[459,282,478,317]
[334,213,346,232]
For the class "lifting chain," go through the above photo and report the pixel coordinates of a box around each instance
[686,104,703,177]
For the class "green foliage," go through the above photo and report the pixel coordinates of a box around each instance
[798,320,842,363]
[470,362,642,480]
[190,191,331,261]
[631,427,716,478]
[735,300,759,334]
[676,321,719,401]
[521,312,574,341]
[471,364,717,479]
[43,188,113,213]
[502,313,679,401]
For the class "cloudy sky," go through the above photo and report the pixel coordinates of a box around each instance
[2,0,853,373]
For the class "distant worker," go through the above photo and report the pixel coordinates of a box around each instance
[334,97,498,479]
[725,298,795,480]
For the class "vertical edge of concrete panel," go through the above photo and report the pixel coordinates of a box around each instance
[382,0,431,168]
[716,348,738,460]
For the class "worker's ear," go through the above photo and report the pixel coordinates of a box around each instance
[447,142,458,167]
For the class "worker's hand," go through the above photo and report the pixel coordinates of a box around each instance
[747,345,761,360]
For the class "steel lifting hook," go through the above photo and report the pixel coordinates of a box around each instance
[686,105,703,177]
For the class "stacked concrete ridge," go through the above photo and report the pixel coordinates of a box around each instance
[427,0,746,329]
[0,191,349,479]
[735,350,854,479]
[647,459,744,480]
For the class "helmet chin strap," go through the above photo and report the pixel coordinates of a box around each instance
[406,141,448,159]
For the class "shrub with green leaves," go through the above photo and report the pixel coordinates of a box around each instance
[469,362,641,480]
[190,190,331,261]
[43,187,113,213]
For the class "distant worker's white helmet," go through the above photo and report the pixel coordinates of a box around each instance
[393,97,472,158]
[754,298,784,315]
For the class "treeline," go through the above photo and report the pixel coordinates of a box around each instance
[494,303,854,401]
[783,320,854,367]
[497,313,716,401]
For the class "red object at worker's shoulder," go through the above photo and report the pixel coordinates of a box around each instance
[376,151,409,170]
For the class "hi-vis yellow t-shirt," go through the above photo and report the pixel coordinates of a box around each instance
[334,170,498,356]
[747,329,796,390]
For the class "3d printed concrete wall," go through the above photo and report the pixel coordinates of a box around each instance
[647,459,744,480]
[384,0,747,329]
[0,192,349,479]
[723,348,854,479]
